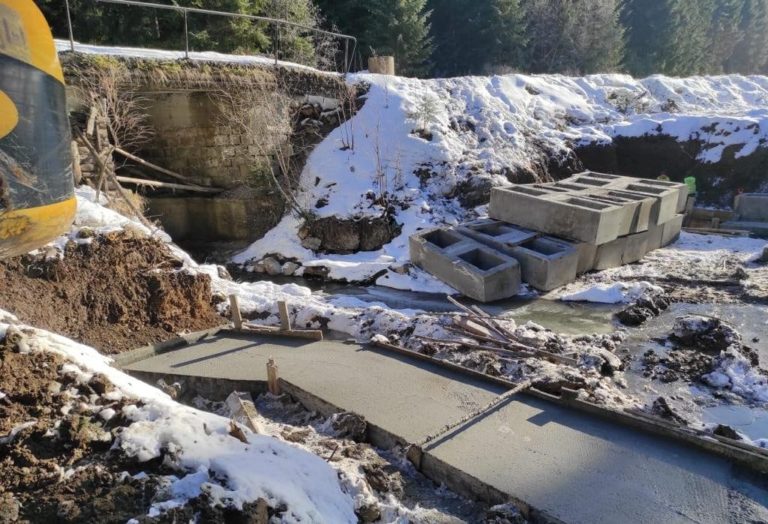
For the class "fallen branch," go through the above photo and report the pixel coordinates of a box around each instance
[116,175,224,194]
[113,147,204,187]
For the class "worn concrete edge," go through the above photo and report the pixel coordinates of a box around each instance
[116,332,768,472]
[112,325,229,368]
[121,367,563,523]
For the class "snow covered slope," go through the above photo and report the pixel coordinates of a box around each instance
[234,72,768,287]
[0,309,357,522]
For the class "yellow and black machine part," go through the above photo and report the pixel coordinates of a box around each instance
[0,0,75,259]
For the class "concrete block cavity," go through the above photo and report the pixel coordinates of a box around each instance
[458,219,537,252]
[620,183,679,225]
[507,237,579,291]
[490,186,626,245]
[409,228,521,302]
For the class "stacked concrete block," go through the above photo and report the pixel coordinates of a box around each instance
[489,185,627,244]
[409,228,521,302]
[410,172,691,301]
[458,219,579,291]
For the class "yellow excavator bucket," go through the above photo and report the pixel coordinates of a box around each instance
[0,0,76,259]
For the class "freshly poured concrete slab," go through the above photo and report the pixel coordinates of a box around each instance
[425,394,768,524]
[124,333,768,524]
[124,332,503,444]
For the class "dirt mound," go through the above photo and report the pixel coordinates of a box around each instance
[0,330,271,523]
[0,232,223,353]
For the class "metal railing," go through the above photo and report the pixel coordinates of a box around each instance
[61,0,358,73]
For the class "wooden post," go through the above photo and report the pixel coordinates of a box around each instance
[229,294,243,330]
[278,300,291,331]
[267,358,280,395]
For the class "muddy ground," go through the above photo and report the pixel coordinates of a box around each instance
[0,329,284,523]
[0,232,224,354]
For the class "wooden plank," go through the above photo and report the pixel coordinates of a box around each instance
[229,294,243,330]
[267,358,280,395]
[278,301,291,331]
[113,146,207,187]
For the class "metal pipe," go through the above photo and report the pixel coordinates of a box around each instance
[64,0,75,51]
[95,0,356,42]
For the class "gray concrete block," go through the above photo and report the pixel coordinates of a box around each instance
[506,237,580,291]
[593,236,626,270]
[489,186,626,244]
[734,193,768,221]
[616,183,679,225]
[661,214,684,246]
[586,190,654,235]
[409,228,521,302]
[573,241,597,274]
[622,230,650,264]
[632,178,688,213]
[646,220,664,251]
[457,219,537,250]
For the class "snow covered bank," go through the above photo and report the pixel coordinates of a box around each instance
[0,310,357,522]
[233,71,768,287]
[56,39,320,72]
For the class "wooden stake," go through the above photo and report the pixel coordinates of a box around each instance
[278,300,291,331]
[229,294,243,330]
[267,358,280,395]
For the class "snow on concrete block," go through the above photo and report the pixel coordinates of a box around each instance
[409,228,521,302]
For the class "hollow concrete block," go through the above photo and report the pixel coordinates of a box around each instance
[584,190,654,235]
[646,220,664,251]
[409,228,521,302]
[631,178,688,214]
[457,219,537,250]
[506,236,580,291]
[489,186,627,245]
[613,183,680,225]
[661,214,684,246]
[593,236,626,270]
[622,230,650,264]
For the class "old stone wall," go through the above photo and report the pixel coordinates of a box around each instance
[62,55,350,247]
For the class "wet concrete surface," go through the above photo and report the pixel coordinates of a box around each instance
[123,332,768,523]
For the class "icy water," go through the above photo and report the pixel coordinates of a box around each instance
[620,302,768,441]
[319,283,622,334]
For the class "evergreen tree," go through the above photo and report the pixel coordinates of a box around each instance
[524,0,623,74]
[707,0,746,72]
[477,0,528,74]
[724,0,768,73]
[622,0,716,76]
[364,0,434,76]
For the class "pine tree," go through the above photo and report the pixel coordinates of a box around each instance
[622,0,716,76]
[706,0,746,72]
[364,0,434,77]
[477,0,528,74]
[524,0,623,74]
[724,0,768,73]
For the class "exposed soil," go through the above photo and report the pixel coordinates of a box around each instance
[0,232,224,354]
[0,329,273,524]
